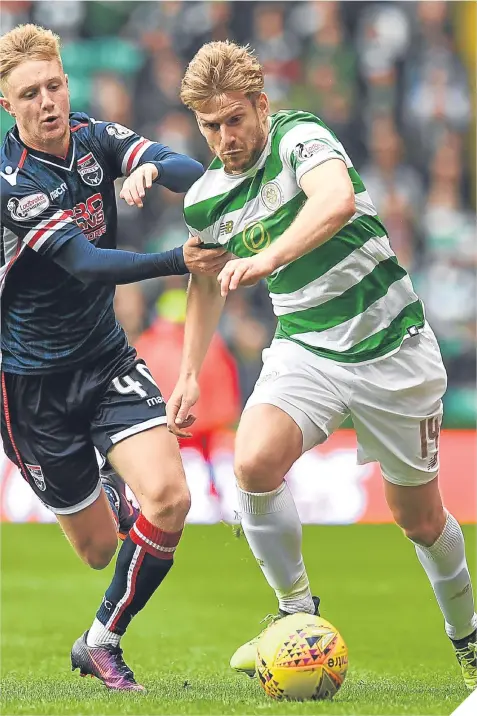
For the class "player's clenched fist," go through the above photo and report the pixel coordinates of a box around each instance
[166,376,200,438]
[183,235,231,275]
[120,162,158,208]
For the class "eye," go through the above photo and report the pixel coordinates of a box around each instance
[229,115,242,125]
[24,90,36,99]
[49,82,60,91]
[204,122,219,131]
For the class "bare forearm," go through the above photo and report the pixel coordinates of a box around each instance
[265,187,355,270]
[180,274,225,378]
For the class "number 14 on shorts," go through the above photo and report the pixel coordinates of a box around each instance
[420,416,441,469]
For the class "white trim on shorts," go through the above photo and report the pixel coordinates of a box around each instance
[380,468,439,488]
[110,416,167,445]
[48,479,102,515]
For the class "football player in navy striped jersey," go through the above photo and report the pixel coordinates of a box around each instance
[0,24,227,691]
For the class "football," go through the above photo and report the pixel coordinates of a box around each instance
[256,613,348,701]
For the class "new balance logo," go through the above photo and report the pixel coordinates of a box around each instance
[219,220,234,236]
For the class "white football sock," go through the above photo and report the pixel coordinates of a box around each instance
[86,618,121,648]
[237,481,315,614]
[413,511,477,641]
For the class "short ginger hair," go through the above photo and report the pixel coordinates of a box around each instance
[180,40,264,112]
[0,24,62,93]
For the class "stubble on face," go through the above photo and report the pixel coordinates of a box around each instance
[197,93,269,175]
[222,118,267,174]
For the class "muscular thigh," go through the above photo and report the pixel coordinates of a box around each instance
[107,425,188,531]
[350,325,448,487]
[108,425,186,501]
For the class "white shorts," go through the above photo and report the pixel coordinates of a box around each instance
[244,323,448,487]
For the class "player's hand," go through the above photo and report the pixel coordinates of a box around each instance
[119,163,158,208]
[183,235,231,275]
[217,254,275,296]
[166,377,200,438]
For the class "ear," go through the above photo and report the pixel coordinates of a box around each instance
[65,73,69,87]
[256,92,269,120]
[0,97,13,115]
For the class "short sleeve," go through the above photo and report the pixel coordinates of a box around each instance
[279,122,347,186]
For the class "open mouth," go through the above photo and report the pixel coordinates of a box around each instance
[43,116,59,125]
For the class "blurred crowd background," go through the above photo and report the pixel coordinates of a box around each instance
[1,0,476,433]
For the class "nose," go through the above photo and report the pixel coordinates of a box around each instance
[220,124,236,151]
[40,88,55,111]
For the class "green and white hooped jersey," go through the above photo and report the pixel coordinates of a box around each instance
[184,110,424,364]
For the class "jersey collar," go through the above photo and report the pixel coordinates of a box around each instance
[11,124,76,171]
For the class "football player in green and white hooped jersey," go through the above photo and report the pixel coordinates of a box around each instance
[166,41,477,689]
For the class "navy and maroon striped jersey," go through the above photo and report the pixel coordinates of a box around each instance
[0,113,201,374]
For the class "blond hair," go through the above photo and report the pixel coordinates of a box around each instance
[0,24,62,92]
[181,40,264,112]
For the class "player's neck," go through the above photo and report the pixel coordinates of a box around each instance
[20,131,70,160]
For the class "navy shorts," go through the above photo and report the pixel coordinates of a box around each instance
[0,347,166,514]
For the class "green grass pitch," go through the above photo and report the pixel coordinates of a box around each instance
[1,522,475,714]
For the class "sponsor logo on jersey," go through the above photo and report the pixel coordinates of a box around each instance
[77,152,103,186]
[106,123,134,139]
[294,139,327,162]
[7,193,50,221]
[242,220,271,253]
[50,182,67,201]
[63,193,106,242]
[260,181,283,211]
[25,463,46,492]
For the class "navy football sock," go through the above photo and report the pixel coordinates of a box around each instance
[95,514,182,635]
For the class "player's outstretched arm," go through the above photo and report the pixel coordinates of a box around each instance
[51,234,229,285]
[167,273,225,438]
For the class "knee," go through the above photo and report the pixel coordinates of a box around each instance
[396,508,447,547]
[234,448,285,492]
[145,483,191,525]
[80,539,117,570]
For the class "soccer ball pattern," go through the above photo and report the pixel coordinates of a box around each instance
[256,613,348,701]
